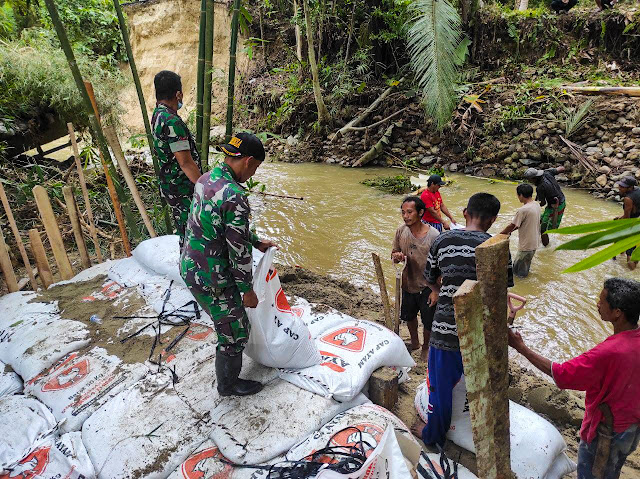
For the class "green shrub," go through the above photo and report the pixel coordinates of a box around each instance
[361,174,417,194]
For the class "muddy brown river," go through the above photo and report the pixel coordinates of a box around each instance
[249,161,636,361]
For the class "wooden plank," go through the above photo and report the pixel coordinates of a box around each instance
[62,186,91,269]
[103,125,157,238]
[32,185,74,280]
[68,122,102,262]
[0,182,37,290]
[29,229,54,289]
[368,367,398,410]
[371,252,393,330]
[0,225,19,293]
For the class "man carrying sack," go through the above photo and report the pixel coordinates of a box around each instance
[180,132,277,397]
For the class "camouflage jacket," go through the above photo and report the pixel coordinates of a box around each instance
[180,163,260,294]
[151,103,202,197]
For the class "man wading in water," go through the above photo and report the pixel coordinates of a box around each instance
[180,133,277,396]
[151,70,202,246]
[524,166,566,247]
[614,176,640,271]
[419,175,457,232]
[391,196,440,362]
[509,278,640,479]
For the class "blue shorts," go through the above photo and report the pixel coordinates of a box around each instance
[422,221,443,232]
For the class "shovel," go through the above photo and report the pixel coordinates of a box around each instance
[507,292,527,325]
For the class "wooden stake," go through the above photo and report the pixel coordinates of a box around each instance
[0,226,19,293]
[62,186,91,269]
[32,185,74,280]
[201,0,214,164]
[29,229,53,289]
[103,125,157,238]
[371,252,393,330]
[84,81,131,257]
[0,182,37,290]
[68,122,102,262]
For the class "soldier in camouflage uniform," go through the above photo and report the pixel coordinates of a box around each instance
[180,132,276,397]
[151,71,202,246]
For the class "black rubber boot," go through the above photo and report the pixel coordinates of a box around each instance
[215,351,263,397]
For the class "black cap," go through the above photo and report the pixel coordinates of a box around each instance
[428,174,445,186]
[217,132,266,162]
[615,176,637,188]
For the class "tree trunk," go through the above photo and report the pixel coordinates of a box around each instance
[293,0,303,67]
[226,0,242,141]
[302,0,331,125]
[196,0,207,152]
[518,0,528,10]
[259,4,267,67]
[201,0,214,165]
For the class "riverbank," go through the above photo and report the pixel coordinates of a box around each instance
[277,262,640,478]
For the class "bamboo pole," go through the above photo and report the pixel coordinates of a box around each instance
[225,0,242,141]
[560,85,640,97]
[0,183,37,290]
[371,252,393,330]
[29,229,54,289]
[62,186,91,269]
[201,0,214,165]
[84,81,132,257]
[0,226,19,293]
[111,0,172,234]
[196,0,207,152]
[104,125,157,238]
[32,185,74,281]
[67,123,102,262]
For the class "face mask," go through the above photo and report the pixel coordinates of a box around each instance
[177,101,183,110]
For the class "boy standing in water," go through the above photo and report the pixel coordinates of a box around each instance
[391,196,440,362]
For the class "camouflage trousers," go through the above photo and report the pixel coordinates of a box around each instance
[190,286,250,355]
[161,190,192,247]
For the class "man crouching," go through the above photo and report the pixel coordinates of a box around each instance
[180,132,277,396]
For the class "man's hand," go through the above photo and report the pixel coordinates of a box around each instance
[243,290,259,308]
[508,328,526,353]
[257,240,279,253]
[428,290,439,307]
[443,222,451,230]
[391,252,406,263]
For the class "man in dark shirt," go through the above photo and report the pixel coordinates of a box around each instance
[524,166,566,247]
[414,192,514,447]
[615,176,640,271]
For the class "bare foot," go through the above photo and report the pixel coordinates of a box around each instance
[420,347,429,363]
[411,417,427,440]
[628,261,638,271]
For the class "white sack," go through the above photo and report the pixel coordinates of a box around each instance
[1,432,95,479]
[289,296,358,339]
[24,347,148,433]
[245,247,320,369]
[281,320,416,401]
[418,453,477,479]
[54,260,114,285]
[0,360,22,396]
[544,452,577,479]
[414,379,573,478]
[286,403,419,464]
[210,378,370,465]
[0,291,57,331]
[132,235,185,286]
[82,373,210,479]
[0,395,57,471]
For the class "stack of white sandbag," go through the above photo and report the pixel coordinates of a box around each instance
[415,377,577,479]
[0,359,22,396]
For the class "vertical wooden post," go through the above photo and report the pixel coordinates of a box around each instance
[103,125,157,238]
[68,123,102,262]
[0,226,19,293]
[371,252,393,330]
[29,229,54,289]
[32,185,74,280]
[0,182,37,290]
[62,186,91,269]
[201,0,214,165]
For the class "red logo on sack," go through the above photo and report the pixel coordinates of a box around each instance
[265,268,278,282]
[291,307,304,318]
[186,323,214,341]
[275,288,293,314]
[311,423,384,465]
[319,351,349,373]
[42,359,90,391]
[82,281,124,302]
[320,327,367,352]
[0,446,50,479]
[181,447,232,479]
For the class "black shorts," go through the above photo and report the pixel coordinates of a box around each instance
[400,288,436,330]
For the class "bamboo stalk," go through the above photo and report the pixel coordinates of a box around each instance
[201,0,215,165]
[32,185,74,280]
[196,0,207,152]
[225,0,242,140]
[104,125,157,238]
[62,186,91,269]
[67,123,102,262]
[0,226,19,293]
[371,252,393,330]
[29,229,53,289]
[0,182,37,290]
[111,0,172,234]
[84,81,132,257]
[560,86,640,97]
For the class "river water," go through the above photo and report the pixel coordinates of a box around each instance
[250,161,636,361]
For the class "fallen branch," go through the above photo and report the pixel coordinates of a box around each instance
[251,191,304,201]
[559,135,598,176]
[55,198,116,241]
[352,122,398,168]
[560,86,640,97]
[340,108,408,133]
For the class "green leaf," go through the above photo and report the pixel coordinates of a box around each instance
[555,222,635,250]
[589,223,640,248]
[454,37,471,66]
[547,218,640,235]
[562,232,640,273]
[632,246,640,262]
